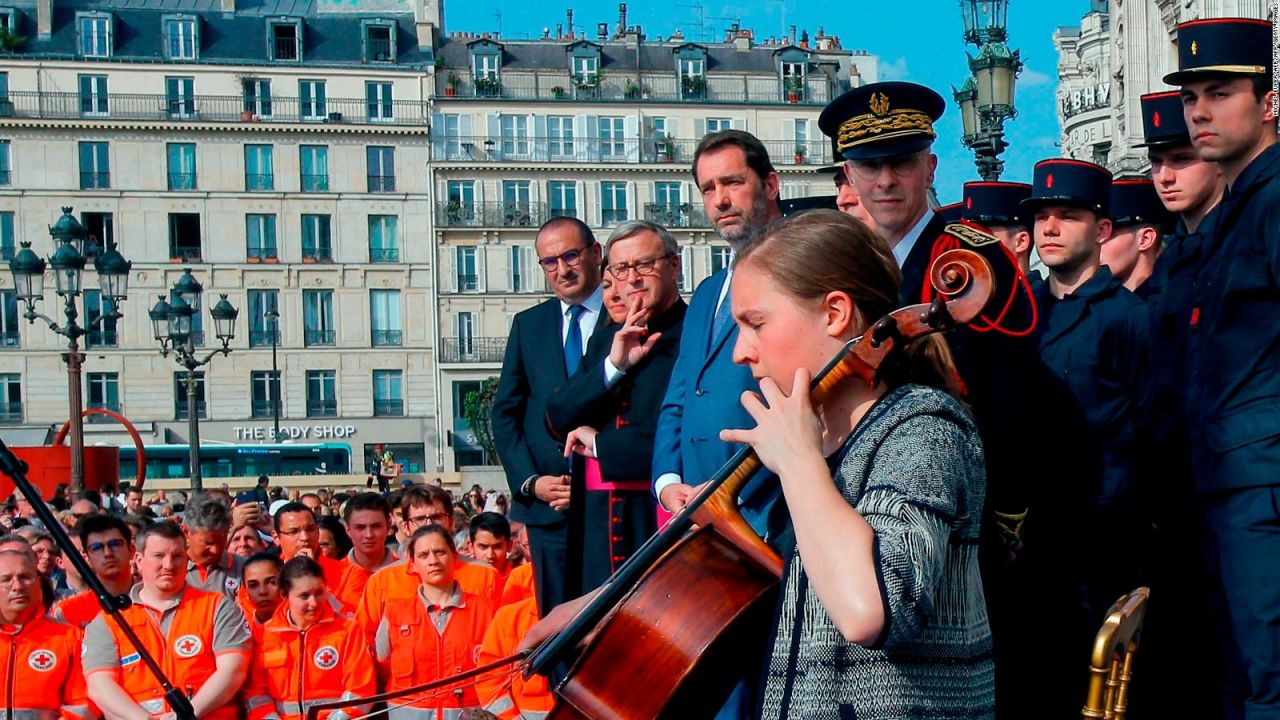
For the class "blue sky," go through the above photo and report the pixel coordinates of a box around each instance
[442,0,1094,203]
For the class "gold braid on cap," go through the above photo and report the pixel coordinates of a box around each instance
[837,109,936,152]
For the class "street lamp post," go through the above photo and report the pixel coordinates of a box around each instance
[8,207,131,492]
[264,308,281,443]
[954,0,1023,181]
[150,269,238,492]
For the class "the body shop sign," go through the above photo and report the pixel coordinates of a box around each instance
[233,425,357,441]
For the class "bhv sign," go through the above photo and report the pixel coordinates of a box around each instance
[234,425,357,441]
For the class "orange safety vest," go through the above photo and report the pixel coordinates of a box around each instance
[499,563,535,607]
[0,613,91,720]
[50,589,102,629]
[315,555,354,613]
[378,588,496,712]
[96,585,245,720]
[355,558,500,639]
[243,602,376,720]
[476,597,553,720]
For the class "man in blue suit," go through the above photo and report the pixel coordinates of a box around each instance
[652,130,782,536]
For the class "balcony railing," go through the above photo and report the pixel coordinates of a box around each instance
[367,175,396,193]
[439,336,507,363]
[175,401,208,421]
[435,201,549,228]
[0,170,10,185]
[169,246,202,262]
[272,37,299,61]
[85,330,118,348]
[0,91,430,127]
[0,401,22,422]
[304,329,335,347]
[366,38,394,63]
[436,71,839,106]
[435,136,833,166]
[644,203,712,228]
[80,172,110,189]
[456,274,479,292]
[247,245,278,262]
[369,247,399,262]
[246,174,275,192]
[251,400,274,418]
[0,331,18,347]
[249,329,280,348]
[301,174,329,192]
[371,329,403,347]
[302,245,333,262]
[307,401,338,418]
[168,173,197,191]
[373,398,404,416]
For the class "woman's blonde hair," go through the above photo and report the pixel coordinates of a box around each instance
[736,210,962,396]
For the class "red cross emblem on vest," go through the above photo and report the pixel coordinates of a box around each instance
[28,649,56,671]
[313,645,340,670]
[174,634,203,658]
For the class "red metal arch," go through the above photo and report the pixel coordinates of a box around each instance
[53,408,148,490]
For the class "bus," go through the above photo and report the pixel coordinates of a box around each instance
[118,443,352,482]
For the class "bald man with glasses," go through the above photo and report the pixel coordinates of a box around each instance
[492,215,606,616]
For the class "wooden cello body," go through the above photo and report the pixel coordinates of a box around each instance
[531,248,996,720]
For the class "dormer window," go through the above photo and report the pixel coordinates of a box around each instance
[674,44,708,100]
[363,20,397,63]
[776,47,810,103]
[469,39,503,97]
[163,15,199,61]
[0,8,17,33]
[77,13,113,58]
[573,56,598,82]
[269,19,302,62]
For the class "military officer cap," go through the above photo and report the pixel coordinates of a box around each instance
[936,202,963,224]
[819,81,946,161]
[1020,158,1112,217]
[962,181,1032,226]
[1135,91,1192,148]
[1110,178,1173,229]
[780,195,839,217]
[1163,17,1273,85]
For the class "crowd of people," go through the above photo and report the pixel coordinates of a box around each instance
[0,477,540,719]
[0,16,1275,720]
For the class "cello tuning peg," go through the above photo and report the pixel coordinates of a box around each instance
[923,297,952,329]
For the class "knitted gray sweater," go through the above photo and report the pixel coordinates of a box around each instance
[758,384,995,720]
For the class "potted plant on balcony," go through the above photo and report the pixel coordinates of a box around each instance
[473,76,502,97]
[794,144,807,164]
[624,79,643,100]
[444,200,464,224]
[656,137,675,163]
[445,73,461,97]
[785,75,804,104]
[574,73,600,98]
[681,75,706,99]
[552,85,567,100]
[0,27,26,52]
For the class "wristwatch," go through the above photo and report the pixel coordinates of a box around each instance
[520,475,537,498]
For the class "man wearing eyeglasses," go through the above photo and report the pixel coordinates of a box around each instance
[50,514,135,628]
[0,549,91,719]
[271,501,354,611]
[547,219,688,593]
[492,216,605,617]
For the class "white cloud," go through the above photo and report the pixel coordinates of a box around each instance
[880,57,910,81]
[1020,67,1053,87]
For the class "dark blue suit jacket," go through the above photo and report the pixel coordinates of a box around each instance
[651,269,776,534]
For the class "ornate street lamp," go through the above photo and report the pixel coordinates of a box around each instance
[955,0,1023,181]
[154,270,238,492]
[263,308,282,443]
[7,207,130,492]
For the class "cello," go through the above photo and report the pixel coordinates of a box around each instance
[303,246,995,720]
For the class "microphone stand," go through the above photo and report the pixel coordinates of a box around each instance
[0,438,196,720]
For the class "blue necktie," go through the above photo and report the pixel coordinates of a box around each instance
[564,304,585,375]
[710,291,732,349]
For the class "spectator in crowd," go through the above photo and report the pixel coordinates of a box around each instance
[273,502,352,612]
[253,475,271,504]
[337,492,398,605]
[300,493,324,516]
[317,515,351,560]
[227,523,265,560]
[11,491,43,529]
[549,219,688,593]
[243,556,376,720]
[0,549,91,718]
[371,525,496,714]
[463,485,486,516]
[19,528,59,579]
[500,524,535,606]
[239,553,284,626]
[54,532,87,598]
[469,512,514,587]
[83,522,251,719]
[600,274,630,324]
[52,514,135,628]
[123,486,145,516]
[48,482,70,512]
[492,215,605,616]
[183,493,243,597]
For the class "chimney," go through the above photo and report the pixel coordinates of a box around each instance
[566,9,574,39]
[617,3,627,38]
[597,22,608,40]
[556,23,563,39]
[543,27,551,40]
[799,29,809,49]
[37,0,52,38]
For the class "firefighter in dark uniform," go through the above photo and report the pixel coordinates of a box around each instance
[1128,89,1228,720]
[1104,178,1173,296]
[1018,159,1149,719]
[1163,18,1280,719]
